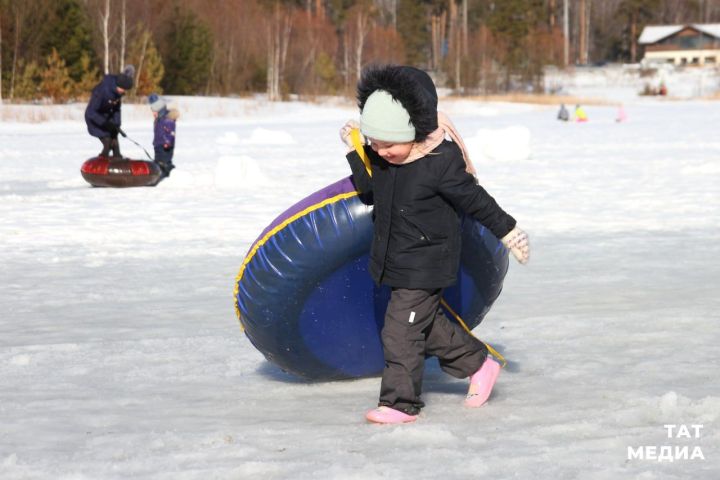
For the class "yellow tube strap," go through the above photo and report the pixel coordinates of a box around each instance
[350,128,372,177]
[440,298,507,368]
[233,190,360,331]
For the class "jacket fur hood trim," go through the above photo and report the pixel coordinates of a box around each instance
[357,65,439,142]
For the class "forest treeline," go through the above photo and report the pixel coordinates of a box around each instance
[1,0,719,102]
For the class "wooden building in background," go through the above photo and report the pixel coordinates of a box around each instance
[639,24,720,66]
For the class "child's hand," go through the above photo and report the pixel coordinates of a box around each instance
[501,227,530,264]
[340,120,362,152]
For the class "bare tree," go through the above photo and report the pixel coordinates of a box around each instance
[629,8,638,62]
[585,0,592,63]
[9,2,22,99]
[563,0,569,66]
[267,2,293,101]
[579,0,586,63]
[578,0,591,64]
[430,10,447,71]
[701,0,709,22]
[0,8,3,104]
[448,0,461,90]
[461,0,468,54]
[120,0,126,70]
[373,0,397,29]
[356,14,369,81]
[134,27,149,89]
[315,0,324,20]
[99,0,110,74]
[341,5,372,89]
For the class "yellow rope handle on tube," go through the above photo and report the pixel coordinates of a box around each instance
[440,298,507,368]
[350,128,372,177]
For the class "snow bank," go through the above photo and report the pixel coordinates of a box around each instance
[466,125,532,162]
[214,156,270,189]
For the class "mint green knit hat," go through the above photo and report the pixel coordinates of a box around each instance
[360,90,415,142]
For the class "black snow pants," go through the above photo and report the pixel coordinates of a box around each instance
[378,288,488,415]
[99,136,121,158]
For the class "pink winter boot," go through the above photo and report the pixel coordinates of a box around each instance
[365,406,418,424]
[464,357,501,408]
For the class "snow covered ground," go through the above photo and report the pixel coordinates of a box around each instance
[1,89,719,479]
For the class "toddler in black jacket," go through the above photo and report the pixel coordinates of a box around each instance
[340,65,529,424]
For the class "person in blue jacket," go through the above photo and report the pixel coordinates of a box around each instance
[84,65,135,158]
[148,93,179,178]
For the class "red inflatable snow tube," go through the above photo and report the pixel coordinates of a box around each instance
[80,157,162,188]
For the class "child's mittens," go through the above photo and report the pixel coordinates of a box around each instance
[339,119,362,152]
[501,227,530,264]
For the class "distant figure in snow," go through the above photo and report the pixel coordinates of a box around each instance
[574,104,588,123]
[615,104,627,123]
[148,93,179,179]
[85,65,135,158]
[557,103,569,122]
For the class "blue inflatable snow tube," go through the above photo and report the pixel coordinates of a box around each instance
[234,176,509,381]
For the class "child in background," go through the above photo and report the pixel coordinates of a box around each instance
[148,93,179,178]
[557,103,569,122]
[616,104,627,123]
[574,104,588,122]
[340,65,530,424]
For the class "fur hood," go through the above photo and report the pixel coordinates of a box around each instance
[357,65,439,142]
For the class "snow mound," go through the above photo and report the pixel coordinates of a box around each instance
[214,155,269,188]
[216,128,296,147]
[465,125,531,162]
[657,391,720,423]
[161,169,196,187]
[612,391,720,426]
[243,128,296,145]
[216,132,242,146]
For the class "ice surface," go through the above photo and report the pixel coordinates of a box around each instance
[1,88,718,479]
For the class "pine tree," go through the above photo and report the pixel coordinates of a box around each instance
[41,0,95,82]
[486,0,545,90]
[41,48,73,101]
[128,28,164,97]
[75,51,100,100]
[618,0,661,62]
[162,7,213,95]
[14,60,41,100]
[396,0,431,66]
[315,51,339,94]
